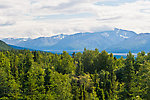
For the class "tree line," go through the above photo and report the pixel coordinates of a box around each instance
[0,49,150,100]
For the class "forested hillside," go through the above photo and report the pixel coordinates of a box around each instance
[0,40,12,50]
[0,49,150,100]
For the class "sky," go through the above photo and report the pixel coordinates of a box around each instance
[0,0,150,38]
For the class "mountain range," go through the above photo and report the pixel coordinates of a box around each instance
[2,28,150,53]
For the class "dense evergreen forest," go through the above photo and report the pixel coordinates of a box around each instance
[0,49,150,100]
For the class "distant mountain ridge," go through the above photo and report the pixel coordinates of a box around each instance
[2,28,150,53]
[3,34,66,50]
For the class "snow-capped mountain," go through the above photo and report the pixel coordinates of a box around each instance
[2,28,150,53]
[3,34,67,50]
[2,38,31,45]
[48,29,136,51]
[107,33,150,53]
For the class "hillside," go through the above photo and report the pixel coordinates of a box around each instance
[0,40,12,50]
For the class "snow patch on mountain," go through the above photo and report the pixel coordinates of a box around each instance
[101,33,109,37]
[120,35,128,38]
[53,34,65,39]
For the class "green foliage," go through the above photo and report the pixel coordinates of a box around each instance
[54,51,76,74]
[0,49,150,100]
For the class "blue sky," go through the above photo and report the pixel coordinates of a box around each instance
[0,0,150,38]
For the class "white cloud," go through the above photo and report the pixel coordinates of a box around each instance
[0,0,150,38]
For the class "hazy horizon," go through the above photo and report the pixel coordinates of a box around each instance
[0,28,140,39]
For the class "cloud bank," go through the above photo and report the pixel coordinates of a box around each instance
[0,0,150,38]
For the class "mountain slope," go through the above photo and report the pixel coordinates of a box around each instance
[8,44,35,51]
[2,38,31,45]
[3,34,66,50]
[49,32,110,50]
[0,40,12,50]
[2,28,150,53]
[48,28,137,51]
[107,33,150,53]
[3,28,137,51]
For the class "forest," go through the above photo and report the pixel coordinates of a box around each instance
[0,49,150,100]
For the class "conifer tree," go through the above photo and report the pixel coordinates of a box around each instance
[122,51,136,99]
